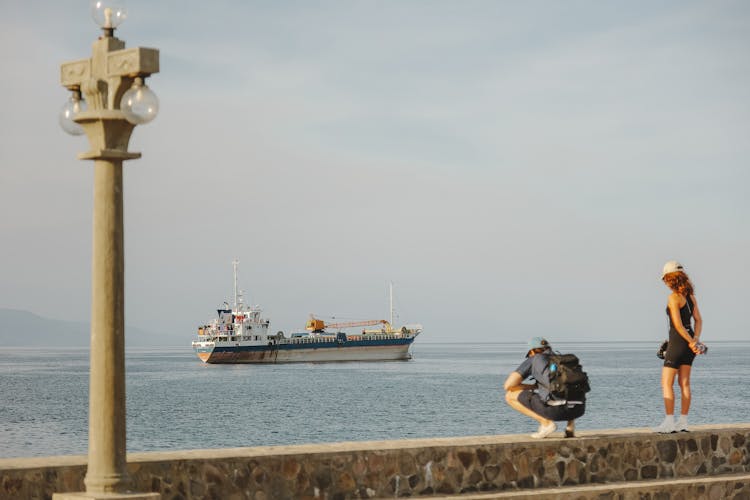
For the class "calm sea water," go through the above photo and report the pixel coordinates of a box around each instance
[1,341,748,459]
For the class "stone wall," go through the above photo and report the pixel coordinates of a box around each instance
[1,424,749,499]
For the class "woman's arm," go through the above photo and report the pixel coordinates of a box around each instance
[691,295,702,339]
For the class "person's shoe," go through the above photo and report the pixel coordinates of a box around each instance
[531,421,557,439]
[564,421,575,438]
[652,416,676,433]
[676,415,689,432]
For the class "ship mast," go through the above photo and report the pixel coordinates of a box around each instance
[232,258,239,311]
[389,281,394,327]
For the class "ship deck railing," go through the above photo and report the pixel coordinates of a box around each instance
[194,332,414,345]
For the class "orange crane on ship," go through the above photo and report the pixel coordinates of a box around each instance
[305,315,393,334]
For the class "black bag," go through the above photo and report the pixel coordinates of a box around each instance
[657,340,668,359]
[546,353,590,401]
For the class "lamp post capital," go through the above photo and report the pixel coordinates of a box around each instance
[60,35,159,161]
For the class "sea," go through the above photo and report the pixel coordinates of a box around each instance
[2,341,748,459]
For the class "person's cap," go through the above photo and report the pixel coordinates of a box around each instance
[661,260,685,279]
[527,337,549,355]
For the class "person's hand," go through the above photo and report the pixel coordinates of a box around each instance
[689,340,701,354]
[693,341,707,355]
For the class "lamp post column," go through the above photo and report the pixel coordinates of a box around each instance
[56,10,160,500]
[86,156,128,494]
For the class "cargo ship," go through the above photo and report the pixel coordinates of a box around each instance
[191,261,422,364]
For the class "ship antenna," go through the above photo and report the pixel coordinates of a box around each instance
[232,258,239,311]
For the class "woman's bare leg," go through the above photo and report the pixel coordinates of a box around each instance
[677,365,692,415]
[661,367,678,415]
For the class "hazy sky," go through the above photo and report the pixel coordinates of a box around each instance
[1,1,748,344]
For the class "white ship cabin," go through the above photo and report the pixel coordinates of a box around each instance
[197,307,271,343]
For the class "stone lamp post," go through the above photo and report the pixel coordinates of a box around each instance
[56,3,160,499]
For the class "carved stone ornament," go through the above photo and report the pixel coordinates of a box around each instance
[107,47,160,78]
[61,59,91,88]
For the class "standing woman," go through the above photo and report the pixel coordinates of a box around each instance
[654,260,703,433]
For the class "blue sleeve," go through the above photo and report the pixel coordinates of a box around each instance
[514,357,533,380]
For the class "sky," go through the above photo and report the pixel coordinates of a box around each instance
[1,1,748,344]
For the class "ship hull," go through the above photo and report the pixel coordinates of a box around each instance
[194,337,416,364]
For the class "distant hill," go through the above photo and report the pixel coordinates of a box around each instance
[0,308,170,347]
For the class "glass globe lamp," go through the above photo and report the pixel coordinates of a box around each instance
[91,1,127,29]
[120,77,159,125]
[59,94,87,136]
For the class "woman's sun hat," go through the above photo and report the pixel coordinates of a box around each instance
[661,260,685,279]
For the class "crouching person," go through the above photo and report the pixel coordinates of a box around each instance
[504,337,586,439]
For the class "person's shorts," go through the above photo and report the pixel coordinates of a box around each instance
[663,332,696,368]
[518,390,585,421]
